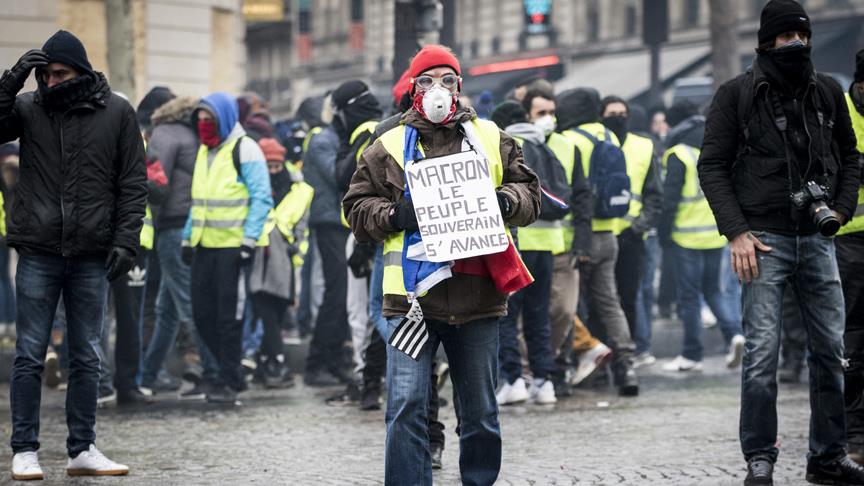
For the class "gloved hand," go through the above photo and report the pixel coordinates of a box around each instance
[8,49,48,87]
[239,244,255,265]
[181,245,195,266]
[105,246,135,282]
[497,191,515,219]
[389,200,419,232]
[348,241,376,279]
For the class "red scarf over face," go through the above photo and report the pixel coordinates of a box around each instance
[197,119,220,148]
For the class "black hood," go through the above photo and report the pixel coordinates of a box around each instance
[296,96,324,129]
[666,115,706,149]
[555,88,601,131]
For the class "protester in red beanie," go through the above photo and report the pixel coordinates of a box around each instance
[343,44,540,486]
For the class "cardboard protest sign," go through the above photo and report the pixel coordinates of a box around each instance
[406,150,508,262]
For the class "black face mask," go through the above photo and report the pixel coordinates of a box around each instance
[602,115,629,143]
[37,74,95,111]
[763,40,813,85]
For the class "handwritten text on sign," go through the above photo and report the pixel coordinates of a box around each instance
[406,151,508,262]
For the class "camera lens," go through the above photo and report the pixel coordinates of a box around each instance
[810,201,840,236]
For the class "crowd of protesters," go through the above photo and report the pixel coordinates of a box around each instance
[2,1,864,484]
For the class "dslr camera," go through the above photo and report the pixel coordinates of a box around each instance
[790,181,841,236]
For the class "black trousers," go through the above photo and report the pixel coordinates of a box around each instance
[111,251,149,392]
[305,225,350,373]
[615,231,646,339]
[191,247,243,390]
[838,235,864,447]
[253,293,289,359]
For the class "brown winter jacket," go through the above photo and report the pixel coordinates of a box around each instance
[343,107,540,325]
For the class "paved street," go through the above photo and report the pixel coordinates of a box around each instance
[0,321,814,486]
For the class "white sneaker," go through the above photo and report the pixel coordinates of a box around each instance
[569,342,613,386]
[633,352,657,369]
[662,355,703,372]
[496,377,529,405]
[726,334,746,369]
[67,444,129,477]
[701,307,717,328]
[529,379,557,404]
[12,451,43,481]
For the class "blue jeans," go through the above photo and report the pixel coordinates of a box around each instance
[368,245,388,338]
[0,243,16,322]
[740,232,847,463]
[385,316,501,486]
[635,233,659,354]
[673,244,742,361]
[499,250,555,383]
[141,228,217,386]
[11,255,107,456]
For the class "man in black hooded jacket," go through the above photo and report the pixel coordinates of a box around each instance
[697,1,864,484]
[0,30,145,479]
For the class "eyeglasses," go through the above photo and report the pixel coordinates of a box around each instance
[414,74,461,90]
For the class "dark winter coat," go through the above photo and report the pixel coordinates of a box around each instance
[149,96,199,230]
[698,61,860,238]
[0,71,146,256]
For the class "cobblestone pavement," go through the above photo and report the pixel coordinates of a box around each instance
[0,323,815,485]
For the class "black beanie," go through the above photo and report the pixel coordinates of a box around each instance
[41,30,93,76]
[758,0,811,46]
[855,48,864,83]
[137,87,176,128]
[332,80,370,111]
[491,101,527,130]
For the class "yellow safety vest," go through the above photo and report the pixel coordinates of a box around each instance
[140,138,154,250]
[617,133,654,234]
[341,121,380,228]
[302,126,322,154]
[511,135,565,253]
[377,118,506,297]
[0,191,6,238]
[561,123,621,233]
[838,93,864,236]
[664,144,726,249]
[546,132,576,254]
[263,164,315,267]
[189,137,267,248]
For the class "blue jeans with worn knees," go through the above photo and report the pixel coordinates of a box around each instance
[141,228,218,386]
[739,232,847,463]
[499,250,556,383]
[11,255,108,456]
[385,316,501,486]
[673,244,742,362]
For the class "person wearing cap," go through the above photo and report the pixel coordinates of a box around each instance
[842,48,864,465]
[182,92,273,404]
[343,44,540,486]
[698,1,864,484]
[0,30,145,479]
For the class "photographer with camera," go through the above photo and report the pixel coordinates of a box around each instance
[698,1,862,484]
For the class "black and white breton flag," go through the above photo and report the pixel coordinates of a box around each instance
[388,299,429,360]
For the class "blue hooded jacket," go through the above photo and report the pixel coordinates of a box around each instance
[200,92,239,141]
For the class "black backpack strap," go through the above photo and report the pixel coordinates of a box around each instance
[571,127,599,145]
[232,136,246,176]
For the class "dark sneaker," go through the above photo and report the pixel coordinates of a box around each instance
[117,389,154,406]
[206,386,238,404]
[97,389,116,408]
[745,457,774,485]
[806,455,864,485]
[430,443,443,470]
[304,369,342,387]
[325,383,361,407]
[182,362,204,386]
[180,383,209,401]
[360,382,382,411]
[612,361,639,397]
[144,373,182,394]
[263,355,295,389]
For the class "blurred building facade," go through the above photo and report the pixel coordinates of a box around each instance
[247,0,864,119]
[0,0,247,104]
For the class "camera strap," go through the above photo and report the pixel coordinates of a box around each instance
[768,91,803,221]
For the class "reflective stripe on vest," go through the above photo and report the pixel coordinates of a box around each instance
[561,124,620,233]
[617,133,654,233]
[189,138,263,248]
[379,119,504,296]
[663,145,726,249]
[511,135,565,253]
[838,94,864,236]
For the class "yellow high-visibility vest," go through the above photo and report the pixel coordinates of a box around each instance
[561,123,621,233]
[546,132,575,254]
[341,120,380,228]
[838,93,864,236]
[511,135,565,253]
[617,133,654,234]
[377,119,506,297]
[262,164,315,267]
[0,191,6,238]
[140,139,154,250]
[189,138,267,248]
[664,144,726,249]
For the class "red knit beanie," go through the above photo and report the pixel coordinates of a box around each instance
[408,45,461,91]
[392,68,412,107]
[258,137,286,162]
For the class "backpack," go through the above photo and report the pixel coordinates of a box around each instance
[572,127,631,219]
[519,140,571,221]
